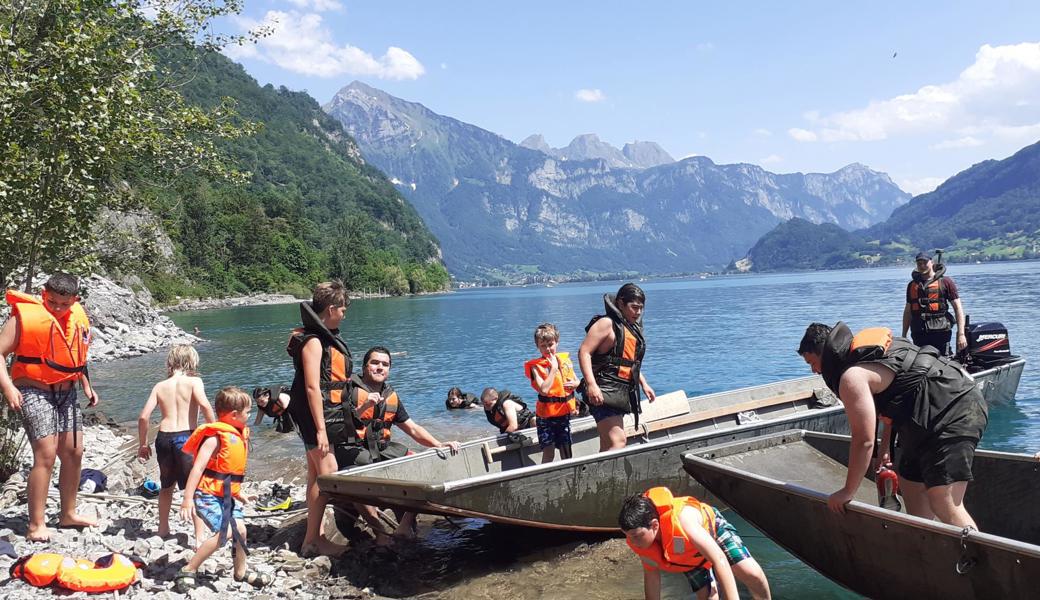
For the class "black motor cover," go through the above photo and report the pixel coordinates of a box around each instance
[963,321,1016,369]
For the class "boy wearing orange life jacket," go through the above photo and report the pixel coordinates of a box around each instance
[525,323,579,463]
[176,387,271,592]
[620,488,771,600]
[0,273,99,542]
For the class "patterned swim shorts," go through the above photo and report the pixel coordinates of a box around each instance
[683,512,753,592]
[194,491,244,533]
[17,386,81,442]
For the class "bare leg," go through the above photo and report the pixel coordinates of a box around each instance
[899,480,936,520]
[541,447,555,464]
[926,481,977,528]
[596,415,626,452]
[55,430,95,527]
[732,557,772,600]
[302,447,345,556]
[26,435,58,541]
[158,486,174,537]
[232,522,248,579]
[185,531,223,571]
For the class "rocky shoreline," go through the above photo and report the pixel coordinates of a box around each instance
[0,422,384,599]
[162,293,300,312]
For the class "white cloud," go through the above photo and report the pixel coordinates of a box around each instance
[696,42,715,52]
[897,176,945,196]
[228,11,425,80]
[285,0,342,11]
[788,42,1040,143]
[788,128,818,142]
[574,88,606,103]
[753,128,772,137]
[759,154,783,165]
[930,136,984,150]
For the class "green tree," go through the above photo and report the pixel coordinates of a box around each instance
[0,0,258,289]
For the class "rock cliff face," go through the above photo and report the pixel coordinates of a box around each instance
[325,81,910,280]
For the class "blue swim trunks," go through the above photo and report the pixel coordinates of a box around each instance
[537,415,572,450]
[194,491,244,533]
[588,403,627,423]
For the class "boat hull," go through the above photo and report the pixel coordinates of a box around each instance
[318,360,1024,532]
[682,431,1040,600]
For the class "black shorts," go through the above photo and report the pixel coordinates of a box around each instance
[898,437,977,487]
[155,430,193,490]
[334,441,409,468]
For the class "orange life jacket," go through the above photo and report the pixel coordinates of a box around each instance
[55,553,142,593]
[6,289,90,385]
[182,420,249,500]
[626,487,718,573]
[908,277,949,317]
[348,374,399,443]
[10,552,140,592]
[524,352,578,418]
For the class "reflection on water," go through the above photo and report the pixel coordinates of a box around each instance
[86,261,1040,598]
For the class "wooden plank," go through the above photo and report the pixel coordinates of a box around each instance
[627,390,814,436]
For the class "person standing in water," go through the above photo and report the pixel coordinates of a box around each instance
[579,283,655,452]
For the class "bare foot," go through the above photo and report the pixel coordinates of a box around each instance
[58,513,98,528]
[26,525,51,542]
[302,536,347,557]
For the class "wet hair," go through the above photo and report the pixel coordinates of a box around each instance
[312,280,350,314]
[445,387,464,409]
[618,493,657,530]
[798,322,832,356]
[215,386,251,415]
[363,346,392,371]
[480,387,499,404]
[616,283,646,306]
[44,273,79,297]
[166,344,199,376]
[533,322,560,345]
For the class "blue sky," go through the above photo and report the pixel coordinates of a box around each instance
[223,1,1040,194]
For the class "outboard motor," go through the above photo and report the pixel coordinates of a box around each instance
[958,318,1018,372]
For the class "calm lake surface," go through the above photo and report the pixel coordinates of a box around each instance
[90,261,1040,598]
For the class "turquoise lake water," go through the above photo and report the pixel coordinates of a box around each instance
[88,261,1040,598]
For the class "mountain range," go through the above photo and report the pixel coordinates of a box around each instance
[324,81,911,281]
[744,140,1040,271]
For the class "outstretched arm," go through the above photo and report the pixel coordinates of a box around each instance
[679,507,739,599]
[830,366,878,513]
[503,402,520,433]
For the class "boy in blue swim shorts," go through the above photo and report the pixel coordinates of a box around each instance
[137,345,213,539]
[177,387,271,592]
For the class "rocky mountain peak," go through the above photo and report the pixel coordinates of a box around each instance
[558,134,633,168]
[520,134,553,154]
[622,141,675,168]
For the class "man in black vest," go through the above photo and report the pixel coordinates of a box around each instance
[902,251,967,356]
[798,322,987,529]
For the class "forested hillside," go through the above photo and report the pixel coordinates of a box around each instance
[743,141,1040,271]
[134,51,449,301]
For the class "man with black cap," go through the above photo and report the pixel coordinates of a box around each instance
[902,251,966,356]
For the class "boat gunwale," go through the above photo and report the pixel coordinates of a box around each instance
[681,428,1040,558]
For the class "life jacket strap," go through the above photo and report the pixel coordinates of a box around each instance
[203,469,245,483]
[13,355,86,374]
[537,393,575,404]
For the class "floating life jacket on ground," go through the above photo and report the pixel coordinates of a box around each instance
[908,268,952,333]
[183,418,250,550]
[584,293,646,421]
[820,322,986,442]
[286,301,353,443]
[485,390,535,433]
[11,552,142,592]
[344,374,400,460]
[524,352,578,418]
[627,487,718,573]
[5,289,91,385]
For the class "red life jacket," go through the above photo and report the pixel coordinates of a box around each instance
[909,277,949,317]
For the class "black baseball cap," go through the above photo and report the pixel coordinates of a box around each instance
[915,251,932,261]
